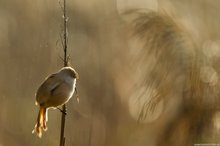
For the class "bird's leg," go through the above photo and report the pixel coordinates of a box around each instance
[56,107,67,115]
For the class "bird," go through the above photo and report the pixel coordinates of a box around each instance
[32,67,79,138]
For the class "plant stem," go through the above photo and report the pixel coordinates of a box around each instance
[60,0,68,145]
[63,0,67,67]
[60,104,66,146]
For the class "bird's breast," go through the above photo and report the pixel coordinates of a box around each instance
[64,78,76,97]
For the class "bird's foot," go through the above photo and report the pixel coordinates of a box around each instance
[56,107,67,115]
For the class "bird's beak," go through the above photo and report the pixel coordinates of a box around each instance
[76,96,80,103]
[75,88,79,103]
[76,72,79,79]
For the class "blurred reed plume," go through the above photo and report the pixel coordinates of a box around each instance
[121,9,220,146]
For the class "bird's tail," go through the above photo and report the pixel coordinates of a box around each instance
[32,107,48,138]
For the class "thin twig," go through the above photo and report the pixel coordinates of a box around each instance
[60,0,68,145]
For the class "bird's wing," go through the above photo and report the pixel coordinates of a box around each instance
[36,73,62,105]
[47,75,61,93]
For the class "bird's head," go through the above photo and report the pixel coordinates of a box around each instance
[60,67,79,79]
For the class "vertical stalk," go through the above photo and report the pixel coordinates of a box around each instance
[60,0,67,146]
[63,0,67,67]
[60,105,66,146]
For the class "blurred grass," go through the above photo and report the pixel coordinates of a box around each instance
[1,0,220,146]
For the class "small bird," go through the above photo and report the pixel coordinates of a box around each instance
[32,67,79,138]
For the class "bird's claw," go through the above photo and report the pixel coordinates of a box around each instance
[56,107,67,115]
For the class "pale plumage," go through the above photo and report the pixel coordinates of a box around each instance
[32,67,78,138]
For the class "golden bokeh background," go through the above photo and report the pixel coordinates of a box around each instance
[1,0,220,146]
